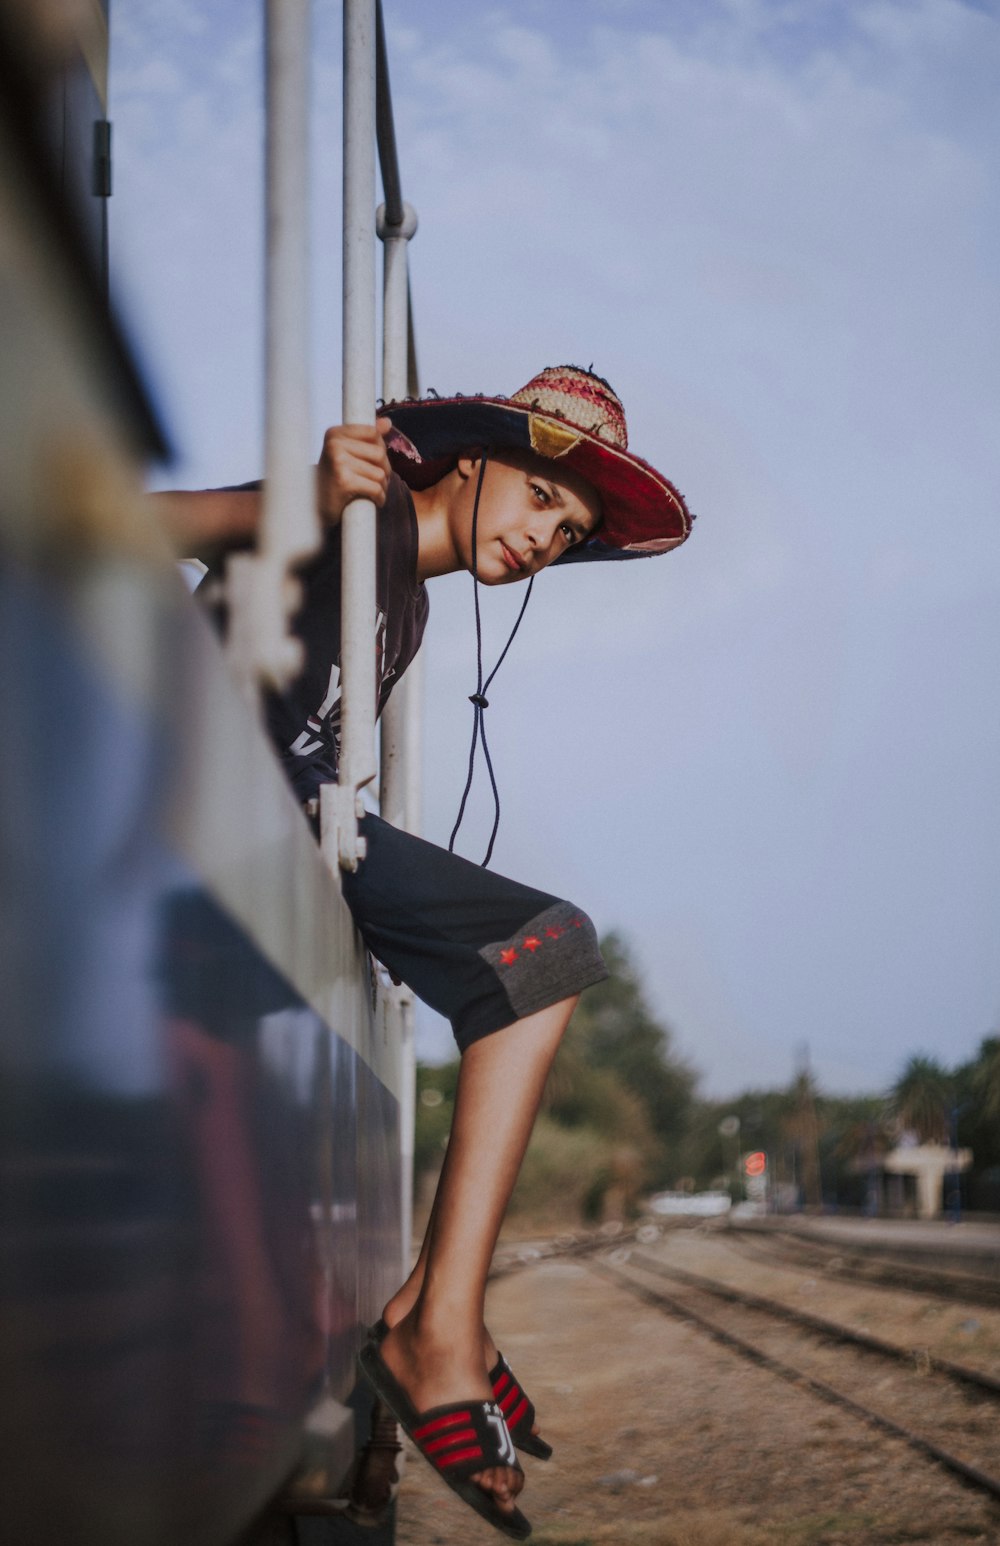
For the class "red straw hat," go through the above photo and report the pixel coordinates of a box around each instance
[382,365,692,565]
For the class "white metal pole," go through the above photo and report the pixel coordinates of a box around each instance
[377,199,418,830]
[263,0,316,565]
[321,0,378,871]
[377,198,420,1279]
[378,205,417,404]
[396,650,422,1276]
[226,0,316,693]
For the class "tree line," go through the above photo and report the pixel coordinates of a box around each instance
[414,933,1000,1219]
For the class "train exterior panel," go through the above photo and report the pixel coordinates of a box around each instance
[0,8,404,1542]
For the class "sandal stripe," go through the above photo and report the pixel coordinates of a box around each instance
[358,1344,532,1534]
[423,1428,476,1455]
[507,1396,530,1429]
[413,1410,472,1440]
[499,1385,521,1414]
[437,1445,484,1469]
[493,1371,511,1397]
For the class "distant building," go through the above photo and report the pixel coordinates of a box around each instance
[882,1142,972,1219]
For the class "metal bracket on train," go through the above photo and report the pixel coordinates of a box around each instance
[278,1392,359,1515]
[320,781,368,873]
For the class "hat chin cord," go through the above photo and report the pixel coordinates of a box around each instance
[448,447,535,867]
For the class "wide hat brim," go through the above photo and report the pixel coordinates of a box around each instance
[382,394,692,565]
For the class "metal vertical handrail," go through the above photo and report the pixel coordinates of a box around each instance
[321,0,378,872]
[226,0,317,694]
[375,0,421,1284]
[377,204,419,1273]
[222,0,419,1254]
[375,197,418,828]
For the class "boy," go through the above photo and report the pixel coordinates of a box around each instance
[168,366,691,1536]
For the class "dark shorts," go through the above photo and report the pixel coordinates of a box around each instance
[340,815,607,1053]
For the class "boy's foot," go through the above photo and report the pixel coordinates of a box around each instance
[379,1300,548,1451]
[378,1317,523,1516]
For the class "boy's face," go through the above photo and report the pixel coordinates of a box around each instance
[452,449,602,584]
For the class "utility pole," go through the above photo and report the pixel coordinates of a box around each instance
[790,1043,823,1211]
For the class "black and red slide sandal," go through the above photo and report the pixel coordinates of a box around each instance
[489,1352,553,1461]
[357,1340,531,1540]
[370,1319,551,1461]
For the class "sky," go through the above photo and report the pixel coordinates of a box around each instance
[109,0,1000,1098]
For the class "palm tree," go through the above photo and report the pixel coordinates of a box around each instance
[783,1069,824,1208]
[970,1036,1000,1126]
[835,1112,893,1164]
[891,1055,951,1144]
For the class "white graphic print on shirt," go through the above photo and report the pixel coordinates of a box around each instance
[287,608,394,764]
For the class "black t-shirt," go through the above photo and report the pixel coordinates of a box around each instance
[201,473,428,802]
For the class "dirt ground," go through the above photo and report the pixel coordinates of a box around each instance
[393,1235,1000,1546]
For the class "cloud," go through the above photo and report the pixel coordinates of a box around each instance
[110,0,1000,1095]
[388,2,1000,1091]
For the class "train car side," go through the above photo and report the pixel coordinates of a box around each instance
[0,11,402,1543]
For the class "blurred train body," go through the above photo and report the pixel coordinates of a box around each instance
[0,5,403,1540]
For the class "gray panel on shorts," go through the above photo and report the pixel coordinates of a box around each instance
[478,901,606,1020]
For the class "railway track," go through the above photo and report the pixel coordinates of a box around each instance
[489,1220,645,1278]
[721,1225,1000,1311]
[488,1225,1000,1506]
[626,1250,1000,1399]
[588,1243,1000,1507]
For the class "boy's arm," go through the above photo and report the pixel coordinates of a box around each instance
[151,486,262,565]
[155,420,392,564]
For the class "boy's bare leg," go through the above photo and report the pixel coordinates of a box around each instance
[383,1152,543,1441]
[384,1161,500,1356]
[382,1174,438,1324]
[378,995,578,1512]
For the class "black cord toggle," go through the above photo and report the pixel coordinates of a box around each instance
[469,692,489,709]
